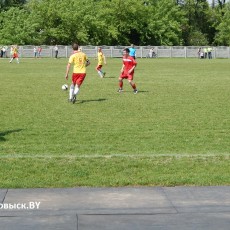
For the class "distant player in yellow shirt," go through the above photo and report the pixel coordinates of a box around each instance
[9,45,19,64]
[65,43,90,104]
[96,47,106,78]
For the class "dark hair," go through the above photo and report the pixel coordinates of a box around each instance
[124,48,130,53]
[72,43,79,51]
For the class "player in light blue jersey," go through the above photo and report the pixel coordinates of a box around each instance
[129,44,136,59]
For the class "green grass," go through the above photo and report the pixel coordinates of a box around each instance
[0,57,230,187]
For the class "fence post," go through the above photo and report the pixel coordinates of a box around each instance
[50,46,53,58]
[19,46,23,58]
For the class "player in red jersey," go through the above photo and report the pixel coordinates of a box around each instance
[118,48,138,94]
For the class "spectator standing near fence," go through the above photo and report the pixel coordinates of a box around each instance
[0,46,3,58]
[2,46,7,58]
[129,44,136,59]
[118,48,138,94]
[38,46,42,58]
[149,47,156,58]
[54,45,58,58]
[208,47,213,59]
[204,47,208,59]
[34,46,37,58]
[95,47,106,78]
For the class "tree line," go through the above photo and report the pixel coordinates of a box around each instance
[0,0,230,46]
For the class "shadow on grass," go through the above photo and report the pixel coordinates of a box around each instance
[78,98,107,104]
[119,90,149,93]
[0,129,23,142]
[136,90,149,93]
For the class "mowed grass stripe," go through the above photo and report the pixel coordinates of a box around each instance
[0,155,229,188]
[0,153,229,158]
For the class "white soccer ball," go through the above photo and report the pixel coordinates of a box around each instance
[62,84,68,90]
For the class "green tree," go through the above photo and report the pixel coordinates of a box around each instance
[0,7,40,44]
[26,0,101,45]
[94,0,147,45]
[1,0,227,46]
[178,0,213,45]
[214,2,230,45]
[0,0,26,10]
[141,0,186,45]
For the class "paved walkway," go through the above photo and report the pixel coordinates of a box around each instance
[0,186,229,229]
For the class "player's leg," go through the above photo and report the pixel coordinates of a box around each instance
[128,79,138,94]
[68,84,74,102]
[96,65,104,78]
[72,74,86,104]
[69,73,76,102]
[72,84,80,104]
[99,65,106,77]
[118,77,124,92]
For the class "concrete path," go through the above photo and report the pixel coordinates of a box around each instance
[0,186,229,229]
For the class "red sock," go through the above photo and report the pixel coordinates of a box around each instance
[119,81,123,89]
[131,83,136,89]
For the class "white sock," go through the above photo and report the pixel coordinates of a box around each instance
[74,85,80,95]
[98,71,103,78]
[69,84,74,99]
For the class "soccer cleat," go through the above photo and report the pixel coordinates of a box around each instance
[117,88,123,93]
[133,89,138,94]
[72,95,76,104]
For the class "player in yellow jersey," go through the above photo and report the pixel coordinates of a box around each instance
[96,47,106,78]
[65,43,90,104]
[9,45,19,64]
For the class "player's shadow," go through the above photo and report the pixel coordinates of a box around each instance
[136,90,149,93]
[122,90,149,93]
[78,98,107,104]
[0,129,23,142]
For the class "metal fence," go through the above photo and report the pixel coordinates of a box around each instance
[3,45,230,58]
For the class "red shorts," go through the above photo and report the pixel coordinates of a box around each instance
[120,71,134,80]
[13,53,18,58]
[96,65,102,71]
[72,73,86,86]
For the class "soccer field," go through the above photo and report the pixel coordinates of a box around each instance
[0,57,230,187]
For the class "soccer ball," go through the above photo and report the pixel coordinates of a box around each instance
[62,84,68,90]
[86,59,90,66]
